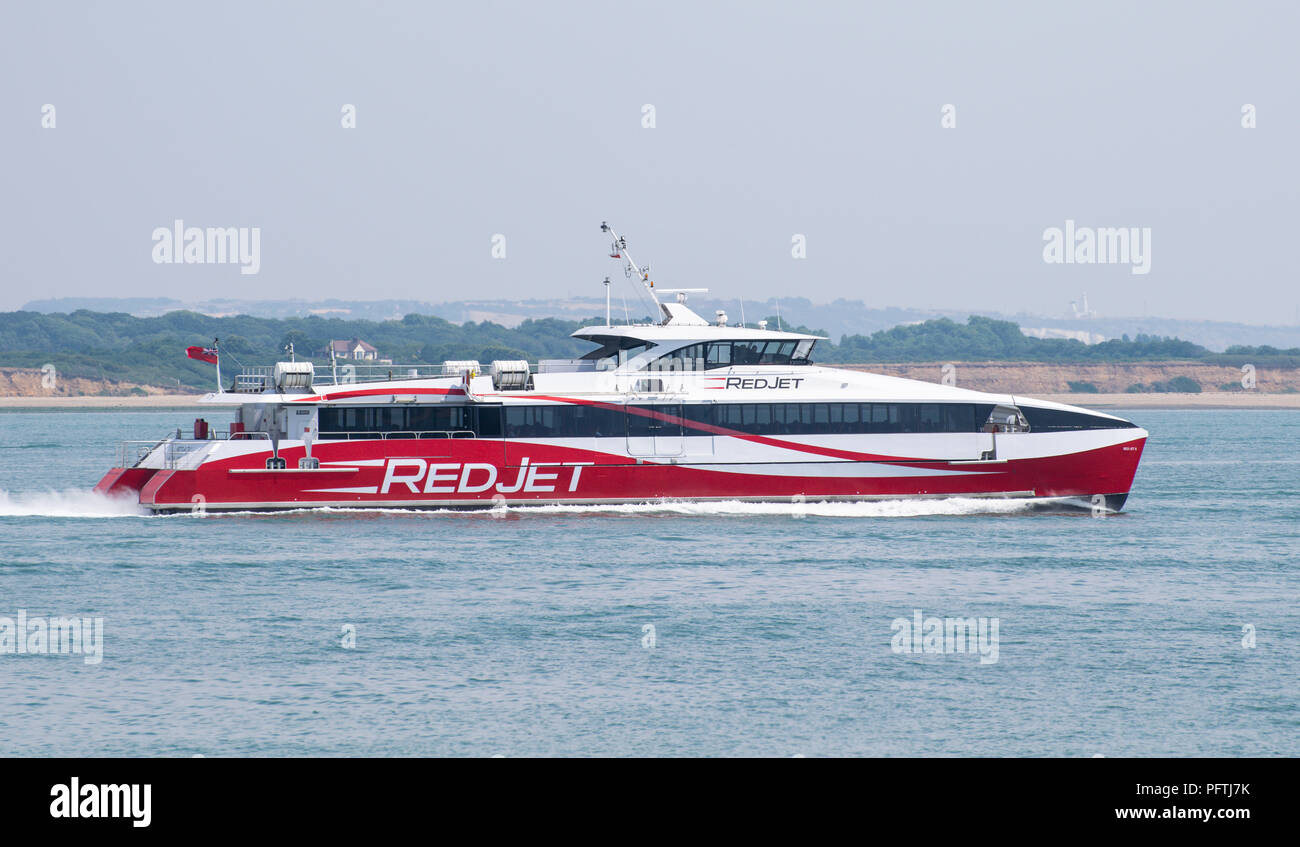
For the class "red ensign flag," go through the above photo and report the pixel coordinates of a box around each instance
[186,346,219,365]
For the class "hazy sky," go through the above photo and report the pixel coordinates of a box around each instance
[2,1,1297,323]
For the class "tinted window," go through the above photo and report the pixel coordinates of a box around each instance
[320,405,482,435]
[505,404,624,438]
[759,341,797,365]
[476,406,502,437]
[362,401,1000,439]
[732,342,763,366]
[698,340,817,368]
[696,403,983,435]
[1019,406,1137,431]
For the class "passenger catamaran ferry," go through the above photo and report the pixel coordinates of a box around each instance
[96,224,1147,512]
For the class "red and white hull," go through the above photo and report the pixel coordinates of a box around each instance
[97,424,1146,512]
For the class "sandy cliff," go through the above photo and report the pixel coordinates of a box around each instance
[842,362,1299,395]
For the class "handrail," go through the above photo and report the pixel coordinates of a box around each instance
[114,431,271,468]
[115,427,480,467]
[114,438,218,469]
[235,362,535,388]
[115,440,165,469]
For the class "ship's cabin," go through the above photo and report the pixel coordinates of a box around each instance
[563,301,824,374]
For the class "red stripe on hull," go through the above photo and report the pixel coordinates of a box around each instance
[137,436,1146,510]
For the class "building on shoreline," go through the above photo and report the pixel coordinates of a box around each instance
[324,338,379,361]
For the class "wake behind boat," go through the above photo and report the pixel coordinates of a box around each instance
[95,223,1147,513]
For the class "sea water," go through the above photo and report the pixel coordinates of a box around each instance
[0,408,1296,756]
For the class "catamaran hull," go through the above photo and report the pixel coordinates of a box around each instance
[96,430,1147,513]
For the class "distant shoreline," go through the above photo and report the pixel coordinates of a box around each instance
[0,392,1297,410]
[1032,393,1300,409]
[0,395,205,409]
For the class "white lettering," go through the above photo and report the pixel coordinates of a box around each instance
[374,457,587,496]
[524,464,559,492]
[422,463,460,493]
[566,463,591,492]
[458,463,498,493]
[496,459,530,493]
[380,458,426,494]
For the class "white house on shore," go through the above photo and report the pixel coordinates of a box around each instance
[325,338,380,361]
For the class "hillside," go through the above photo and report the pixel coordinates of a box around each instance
[0,310,1296,394]
[24,296,1300,352]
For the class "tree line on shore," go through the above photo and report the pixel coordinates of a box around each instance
[0,309,1294,391]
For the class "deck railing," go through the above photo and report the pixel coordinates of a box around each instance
[114,431,271,468]
[231,362,517,393]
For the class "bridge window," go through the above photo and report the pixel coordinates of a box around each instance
[1017,406,1137,431]
[579,337,653,362]
[646,339,817,371]
[706,342,732,368]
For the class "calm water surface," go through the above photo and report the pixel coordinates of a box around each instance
[0,408,1296,756]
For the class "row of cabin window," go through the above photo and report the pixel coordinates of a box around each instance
[307,403,1134,439]
[507,402,988,437]
[319,405,499,436]
[321,403,990,438]
[695,402,982,434]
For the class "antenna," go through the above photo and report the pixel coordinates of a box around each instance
[603,276,611,325]
[775,301,783,332]
[214,337,223,393]
[601,222,711,325]
[601,222,659,310]
[739,297,746,328]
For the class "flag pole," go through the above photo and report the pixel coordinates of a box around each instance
[214,337,222,393]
